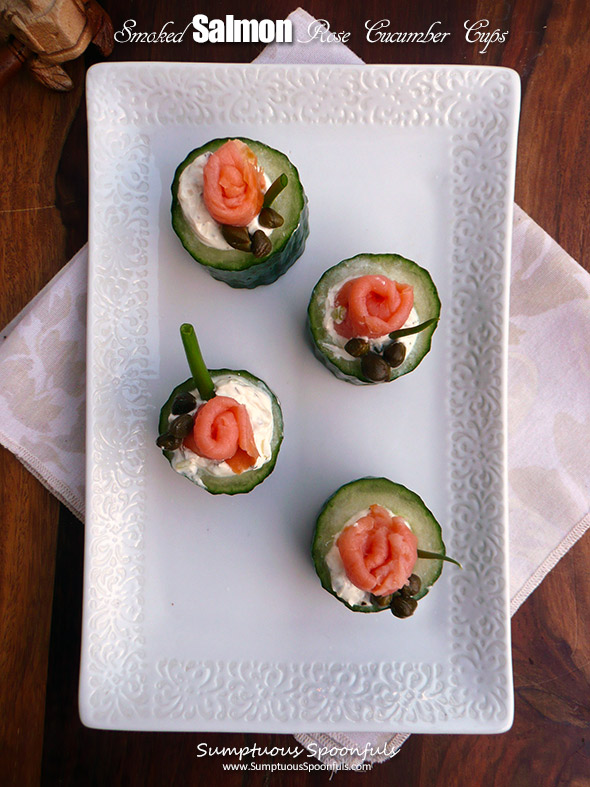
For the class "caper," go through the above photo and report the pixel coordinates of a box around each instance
[400,574,422,598]
[390,595,418,618]
[383,341,406,368]
[171,391,197,415]
[169,413,194,439]
[360,352,390,382]
[221,225,252,252]
[407,573,422,596]
[371,593,393,608]
[344,337,370,357]
[258,207,284,228]
[156,433,182,451]
[251,229,272,258]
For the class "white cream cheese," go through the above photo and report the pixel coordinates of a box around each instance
[177,151,272,250]
[319,277,420,360]
[168,373,274,487]
[326,507,412,607]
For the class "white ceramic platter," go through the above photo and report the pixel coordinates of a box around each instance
[83,63,520,732]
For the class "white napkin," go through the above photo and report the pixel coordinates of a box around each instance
[1,7,590,769]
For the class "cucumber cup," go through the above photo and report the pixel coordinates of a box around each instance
[307,254,441,384]
[157,324,283,495]
[312,477,460,616]
[171,138,309,288]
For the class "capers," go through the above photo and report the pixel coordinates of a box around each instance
[360,352,390,382]
[400,574,421,599]
[406,573,422,596]
[383,341,406,368]
[221,225,252,252]
[156,433,182,451]
[171,391,196,415]
[258,207,284,229]
[169,413,194,439]
[251,229,272,258]
[390,594,418,618]
[344,337,370,358]
[371,593,393,608]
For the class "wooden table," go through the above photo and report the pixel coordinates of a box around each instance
[2,1,590,784]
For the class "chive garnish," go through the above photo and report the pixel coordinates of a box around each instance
[263,174,288,207]
[417,549,463,568]
[180,323,215,401]
[388,318,438,341]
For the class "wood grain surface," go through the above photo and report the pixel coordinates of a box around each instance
[1,1,590,784]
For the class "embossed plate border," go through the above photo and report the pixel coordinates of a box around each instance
[83,63,520,732]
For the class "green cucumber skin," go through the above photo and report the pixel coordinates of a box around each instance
[171,137,308,289]
[159,369,283,495]
[307,254,441,384]
[312,477,445,613]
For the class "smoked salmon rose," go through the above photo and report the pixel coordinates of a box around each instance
[184,395,259,474]
[202,139,266,227]
[334,275,414,340]
[337,504,418,596]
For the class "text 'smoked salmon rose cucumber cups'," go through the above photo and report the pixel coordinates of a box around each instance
[307,254,441,384]
[171,138,309,288]
[312,478,461,617]
[157,324,283,494]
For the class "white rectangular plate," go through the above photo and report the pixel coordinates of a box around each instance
[83,63,520,733]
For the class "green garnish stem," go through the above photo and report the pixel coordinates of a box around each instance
[180,323,215,401]
[263,174,288,207]
[389,318,438,341]
[417,549,462,568]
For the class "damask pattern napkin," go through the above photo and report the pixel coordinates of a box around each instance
[2,7,590,769]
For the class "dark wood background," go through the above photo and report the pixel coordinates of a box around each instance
[2,1,590,784]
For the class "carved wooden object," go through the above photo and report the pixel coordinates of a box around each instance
[0,0,113,90]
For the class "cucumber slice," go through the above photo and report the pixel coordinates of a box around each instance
[158,369,283,495]
[307,254,440,384]
[312,477,446,613]
[171,138,309,288]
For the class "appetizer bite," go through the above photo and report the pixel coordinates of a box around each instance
[157,324,283,494]
[307,253,440,384]
[171,138,309,288]
[312,477,460,617]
